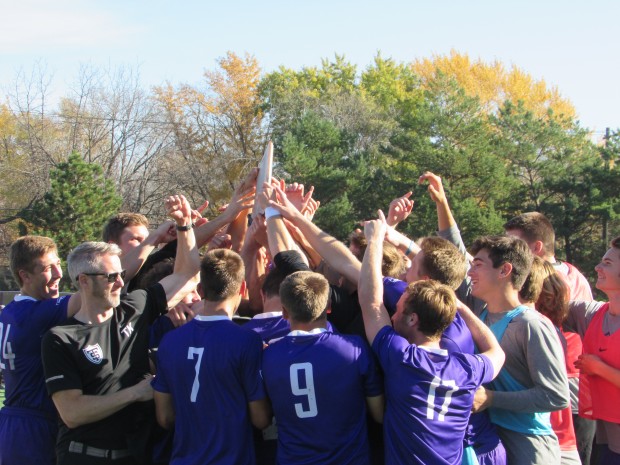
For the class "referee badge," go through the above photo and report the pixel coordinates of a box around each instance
[83,344,104,364]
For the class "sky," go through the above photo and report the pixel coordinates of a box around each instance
[1,0,618,137]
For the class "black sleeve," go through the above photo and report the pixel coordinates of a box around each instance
[127,240,178,292]
[42,330,84,395]
[273,250,310,274]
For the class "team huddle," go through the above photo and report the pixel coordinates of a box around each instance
[0,169,618,465]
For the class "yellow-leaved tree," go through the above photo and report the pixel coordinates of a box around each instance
[411,50,575,120]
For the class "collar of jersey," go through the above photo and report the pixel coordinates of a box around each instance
[194,315,230,322]
[287,328,328,337]
[14,294,38,302]
[253,311,283,319]
[418,345,448,356]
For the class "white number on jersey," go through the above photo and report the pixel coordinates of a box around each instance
[187,347,204,403]
[426,376,457,422]
[289,362,318,418]
[0,323,15,370]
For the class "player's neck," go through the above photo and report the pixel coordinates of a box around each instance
[607,292,620,316]
[73,304,114,324]
[289,319,327,332]
[200,299,237,318]
[410,332,440,349]
[484,289,522,314]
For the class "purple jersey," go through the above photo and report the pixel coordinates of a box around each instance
[0,295,69,413]
[373,326,493,465]
[245,312,336,345]
[0,294,70,465]
[263,328,382,465]
[152,315,266,465]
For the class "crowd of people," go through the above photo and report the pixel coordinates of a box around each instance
[0,167,618,465]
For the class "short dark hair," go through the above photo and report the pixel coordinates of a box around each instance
[102,213,149,244]
[419,237,467,290]
[403,280,457,339]
[504,212,555,256]
[200,249,245,301]
[136,258,175,290]
[279,271,329,323]
[611,236,620,250]
[9,236,58,286]
[470,235,534,290]
[261,268,287,299]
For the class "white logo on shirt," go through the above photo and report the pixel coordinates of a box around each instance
[121,323,134,338]
[83,344,103,364]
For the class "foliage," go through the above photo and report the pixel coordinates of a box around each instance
[19,153,122,263]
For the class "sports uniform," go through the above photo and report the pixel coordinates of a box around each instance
[41,285,167,465]
[373,325,494,465]
[262,328,382,465]
[0,294,70,465]
[152,315,266,465]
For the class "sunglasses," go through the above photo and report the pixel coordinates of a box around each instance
[80,270,127,283]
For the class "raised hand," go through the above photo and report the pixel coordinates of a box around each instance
[419,171,447,205]
[165,195,192,226]
[363,210,388,242]
[386,192,414,227]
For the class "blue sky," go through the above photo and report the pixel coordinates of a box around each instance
[1,0,618,136]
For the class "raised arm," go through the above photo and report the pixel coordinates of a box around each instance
[121,220,176,282]
[456,300,504,377]
[159,195,200,309]
[267,185,361,285]
[386,191,414,228]
[358,211,392,345]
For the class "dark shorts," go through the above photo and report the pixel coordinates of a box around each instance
[0,406,58,465]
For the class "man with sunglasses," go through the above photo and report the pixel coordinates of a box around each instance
[41,194,200,465]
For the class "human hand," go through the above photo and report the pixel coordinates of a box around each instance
[247,215,268,248]
[302,197,320,221]
[363,210,388,242]
[285,182,316,213]
[387,192,414,227]
[207,233,233,251]
[266,184,304,221]
[472,386,493,413]
[132,374,155,402]
[419,172,447,205]
[575,353,604,376]
[165,195,192,226]
[152,220,177,245]
[192,200,209,228]
[235,168,259,197]
[166,302,196,328]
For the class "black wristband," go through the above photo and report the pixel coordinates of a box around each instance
[176,223,194,231]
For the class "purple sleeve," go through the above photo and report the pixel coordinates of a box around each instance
[241,332,267,402]
[372,325,407,371]
[360,341,383,397]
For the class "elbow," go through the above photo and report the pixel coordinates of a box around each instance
[251,412,272,430]
[59,412,86,430]
[156,411,175,430]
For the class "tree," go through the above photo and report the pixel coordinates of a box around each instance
[411,50,575,120]
[19,152,122,263]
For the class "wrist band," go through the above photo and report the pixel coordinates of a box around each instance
[176,222,194,231]
[264,207,282,219]
[405,240,414,256]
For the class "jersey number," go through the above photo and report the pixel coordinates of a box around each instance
[289,362,318,418]
[188,347,204,403]
[426,376,457,422]
[0,323,15,370]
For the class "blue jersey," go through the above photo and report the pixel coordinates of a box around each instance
[0,294,70,465]
[373,326,494,465]
[245,312,336,345]
[152,315,266,465]
[263,328,383,465]
[0,295,69,413]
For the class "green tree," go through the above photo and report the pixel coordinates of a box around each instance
[19,152,122,262]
